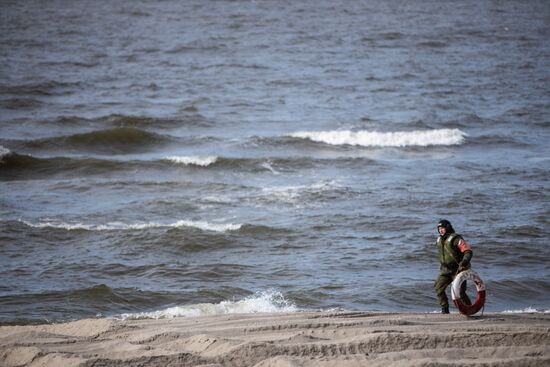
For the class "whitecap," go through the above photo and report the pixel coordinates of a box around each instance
[260,180,340,203]
[289,129,466,147]
[163,155,218,166]
[20,219,242,232]
[201,196,234,204]
[0,145,11,159]
[260,161,280,175]
[118,290,298,320]
[172,220,241,232]
[502,307,550,314]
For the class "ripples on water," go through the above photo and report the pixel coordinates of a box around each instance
[1,0,549,323]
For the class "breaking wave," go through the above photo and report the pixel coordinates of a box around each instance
[502,307,550,314]
[164,155,218,167]
[119,290,298,320]
[288,129,466,147]
[0,145,10,159]
[20,219,242,232]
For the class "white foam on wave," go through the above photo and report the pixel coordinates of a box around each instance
[21,219,242,232]
[118,290,298,320]
[261,180,341,203]
[502,307,550,314]
[201,196,234,204]
[289,129,466,147]
[0,145,11,159]
[164,155,218,167]
[260,161,280,175]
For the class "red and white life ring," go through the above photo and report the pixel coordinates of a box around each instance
[451,269,486,316]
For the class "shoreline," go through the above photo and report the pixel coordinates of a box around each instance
[1,311,549,366]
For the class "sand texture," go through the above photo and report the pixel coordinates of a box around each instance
[1,312,549,367]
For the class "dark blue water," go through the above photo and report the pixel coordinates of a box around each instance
[1,0,549,324]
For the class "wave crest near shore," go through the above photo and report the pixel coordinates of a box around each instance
[118,290,298,320]
[502,307,550,314]
[289,129,466,147]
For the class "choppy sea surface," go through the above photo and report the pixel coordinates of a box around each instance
[1,0,549,324]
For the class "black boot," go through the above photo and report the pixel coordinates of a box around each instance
[441,306,450,314]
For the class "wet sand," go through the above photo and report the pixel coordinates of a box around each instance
[1,312,549,366]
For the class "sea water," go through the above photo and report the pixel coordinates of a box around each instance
[1,0,549,324]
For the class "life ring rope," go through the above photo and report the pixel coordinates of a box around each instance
[451,269,486,316]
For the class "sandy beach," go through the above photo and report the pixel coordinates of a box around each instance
[1,311,549,367]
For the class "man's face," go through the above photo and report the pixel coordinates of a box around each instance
[438,226,446,236]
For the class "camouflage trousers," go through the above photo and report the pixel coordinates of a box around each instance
[434,273,471,309]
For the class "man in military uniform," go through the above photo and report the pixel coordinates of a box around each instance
[434,219,473,314]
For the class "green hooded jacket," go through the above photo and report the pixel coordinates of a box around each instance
[437,233,472,275]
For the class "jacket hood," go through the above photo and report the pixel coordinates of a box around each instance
[437,219,455,234]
